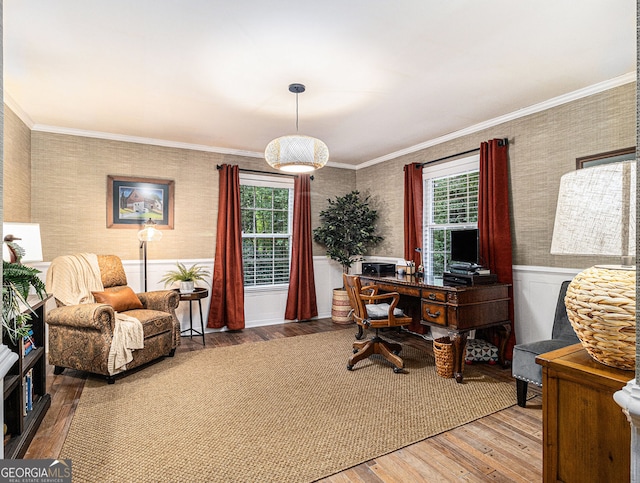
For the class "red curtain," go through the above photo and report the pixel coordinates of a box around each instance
[285,175,318,321]
[403,162,426,334]
[478,139,515,359]
[207,164,245,330]
[403,163,423,267]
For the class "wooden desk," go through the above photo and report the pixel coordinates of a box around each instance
[358,274,511,382]
[536,344,631,483]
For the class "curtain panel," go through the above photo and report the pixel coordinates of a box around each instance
[403,163,423,266]
[404,162,426,334]
[207,164,245,330]
[478,139,515,359]
[285,174,318,321]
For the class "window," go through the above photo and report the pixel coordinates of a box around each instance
[422,155,479,278]
[240,174,294,287]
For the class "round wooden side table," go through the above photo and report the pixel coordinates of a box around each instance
[177,287,208,345]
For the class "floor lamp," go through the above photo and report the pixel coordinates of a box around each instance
[137,219,163,292]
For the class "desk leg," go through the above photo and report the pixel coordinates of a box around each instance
[451,331,468,383]
[495,322,512,368]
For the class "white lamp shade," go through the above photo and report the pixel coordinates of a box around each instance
[137,225,163,242]
[265,134,329,172]
[2,223,43,263]
[551,160,636,257]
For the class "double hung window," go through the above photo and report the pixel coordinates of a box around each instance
[240,174,294,287]
[422,155,479,278]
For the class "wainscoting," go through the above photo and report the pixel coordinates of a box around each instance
[32,258,579,344]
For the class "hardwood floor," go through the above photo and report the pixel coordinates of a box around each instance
[25,319,543,482]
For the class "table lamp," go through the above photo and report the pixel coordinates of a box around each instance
[550,160,636,370]
[2,222,43,264]
[138,219,163,291]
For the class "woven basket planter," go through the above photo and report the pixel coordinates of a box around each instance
[331,288,353,324]
[565,266,636,371]
[433,336,454,378]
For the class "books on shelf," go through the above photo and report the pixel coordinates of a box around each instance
[22,329,36,357]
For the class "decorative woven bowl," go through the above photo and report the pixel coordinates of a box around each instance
[564,266,636,371]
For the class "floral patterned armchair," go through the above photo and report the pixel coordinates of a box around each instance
[46,254,180,383]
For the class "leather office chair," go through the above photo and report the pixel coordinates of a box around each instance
[343,274,412,373]
[512,280,579,407]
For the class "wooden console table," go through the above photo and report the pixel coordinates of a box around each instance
[536,344,631,483]
[358,274,511,382]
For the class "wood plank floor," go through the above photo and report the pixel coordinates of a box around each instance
[24,319,543,482]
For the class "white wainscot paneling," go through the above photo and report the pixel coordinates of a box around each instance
[37,257,345,333]
[512,265,581,346]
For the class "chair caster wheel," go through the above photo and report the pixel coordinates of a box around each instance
[393,367,403,374]
[347,364,354,371]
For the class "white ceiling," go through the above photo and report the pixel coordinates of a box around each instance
[3,1,636,168]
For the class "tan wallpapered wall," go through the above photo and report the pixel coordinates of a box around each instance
[4,82,635,266]
[4,107,31,222]
[358,82,636,269]
[23,129,354,261]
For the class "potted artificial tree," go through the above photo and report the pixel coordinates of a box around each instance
[313,191,383,323]
[160,262,211,293]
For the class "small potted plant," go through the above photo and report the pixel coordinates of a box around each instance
[2,257,47,345]
[159,262,211,294]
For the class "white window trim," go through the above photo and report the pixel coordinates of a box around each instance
[240,173,294,288]
[422,154,480,277]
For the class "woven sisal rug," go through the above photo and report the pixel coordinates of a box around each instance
[61,329,517,482]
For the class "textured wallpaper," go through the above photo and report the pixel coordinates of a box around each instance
[358,83,636,268]
[3,82,635,268]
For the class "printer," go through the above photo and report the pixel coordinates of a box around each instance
[361,262,396,276]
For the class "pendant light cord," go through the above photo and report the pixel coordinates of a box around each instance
[295,92,299,132]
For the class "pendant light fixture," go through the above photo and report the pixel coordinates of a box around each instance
[265,83,329,173]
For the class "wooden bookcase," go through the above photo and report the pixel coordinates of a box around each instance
[3,295,51,459]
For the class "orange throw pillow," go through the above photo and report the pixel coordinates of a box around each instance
[92,286,143,312]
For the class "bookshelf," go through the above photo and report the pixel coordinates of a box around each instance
[3,295,51,459]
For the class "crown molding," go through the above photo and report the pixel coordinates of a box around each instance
[356,71,637,170]
[4,92,35,128]
[6,72,635,171]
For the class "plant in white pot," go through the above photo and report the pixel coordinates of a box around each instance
[313,191,383,323]
[160,262,211,293]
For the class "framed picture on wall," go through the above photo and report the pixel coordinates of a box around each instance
[107,175,175,229]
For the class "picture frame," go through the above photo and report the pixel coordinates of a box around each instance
[107,175,175,229]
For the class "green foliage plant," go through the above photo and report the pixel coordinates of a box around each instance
[313,191,383,274]
[3,261,46,345]
[159,262,211,287]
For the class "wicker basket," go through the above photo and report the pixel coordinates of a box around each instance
[565,266,636,371]
[433,336,454,378]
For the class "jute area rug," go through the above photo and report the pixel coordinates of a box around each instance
[61,329,517,482]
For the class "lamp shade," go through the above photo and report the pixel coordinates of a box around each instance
[137,220,163,242]
[550,160,636,259]
[265,134,329,173]
[2,222,43,263]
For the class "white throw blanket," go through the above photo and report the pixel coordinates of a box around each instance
[46,253,144,375]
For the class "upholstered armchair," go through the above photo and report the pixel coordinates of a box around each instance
[46,254,181,383]
[511,280,579,407]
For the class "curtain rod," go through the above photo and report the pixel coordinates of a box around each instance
[414,138,509,168]
[216,165,314,180]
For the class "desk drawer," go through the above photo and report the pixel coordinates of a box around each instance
[422,290,447,303]
[376,281,421,298]
[422,301,447,326]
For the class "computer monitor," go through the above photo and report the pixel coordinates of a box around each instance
[450,228,479,265]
